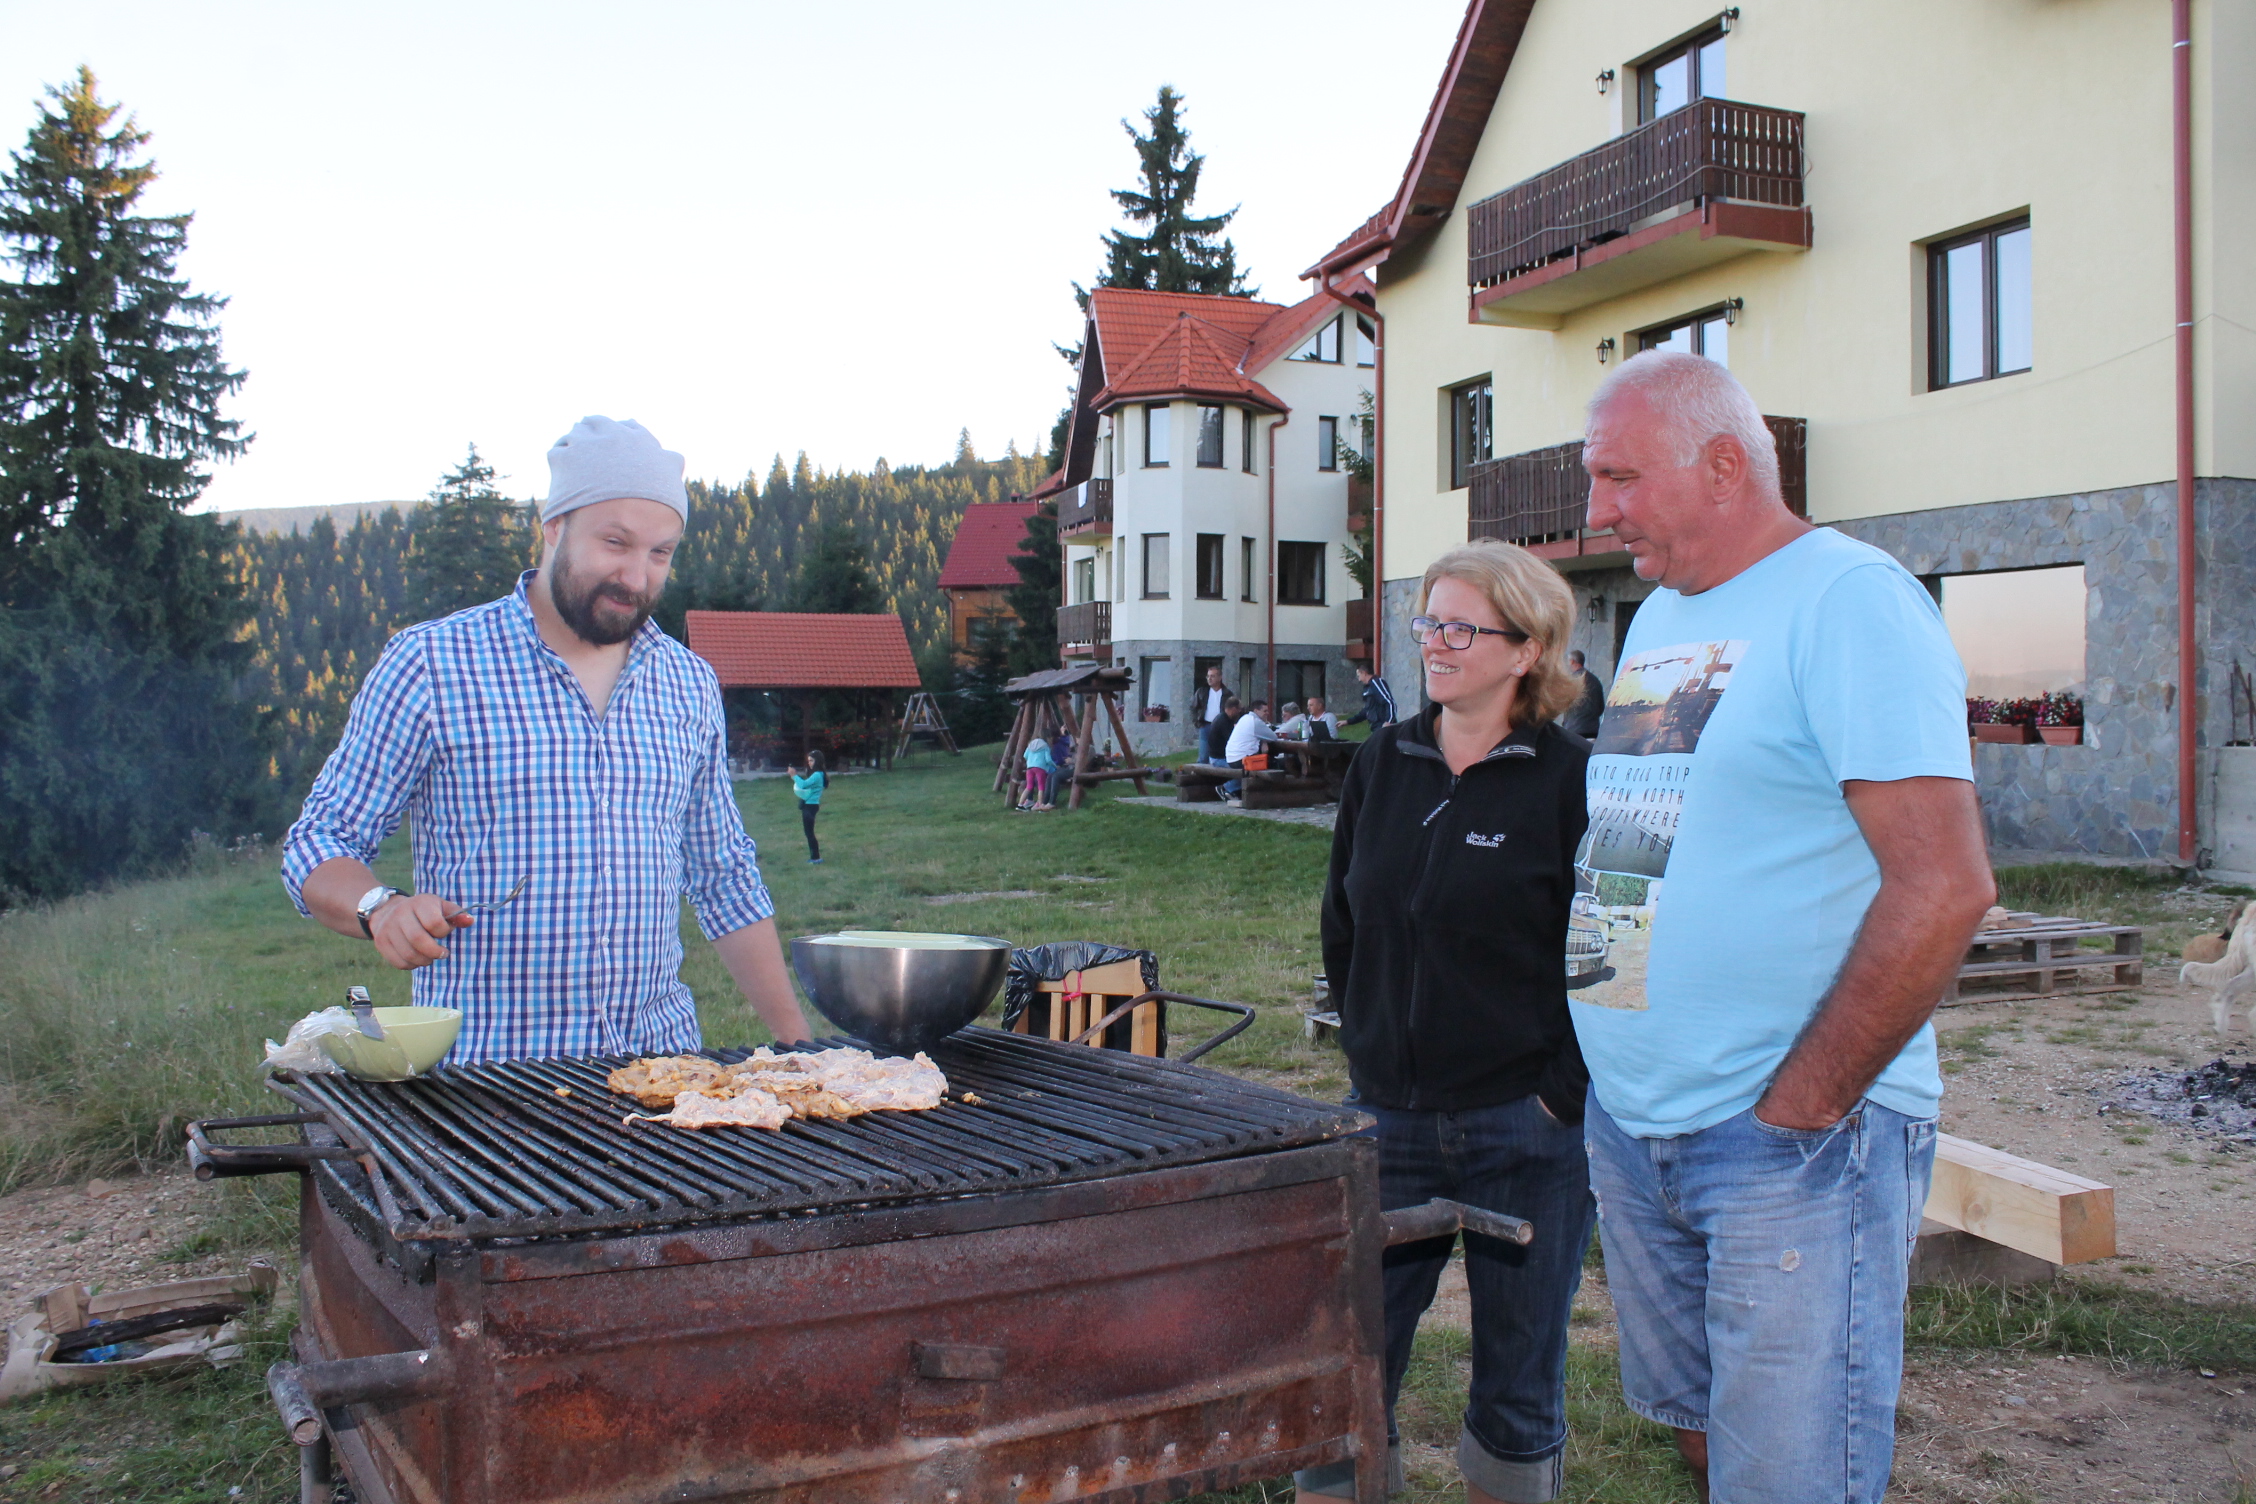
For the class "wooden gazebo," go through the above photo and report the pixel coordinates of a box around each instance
[994,663,1152,810]
[685,612,923,768]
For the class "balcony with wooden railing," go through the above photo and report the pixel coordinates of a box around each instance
[1057,478,1113,539]
[1056,600,1111,660]
[1465,100,1811,328]
[1469,416,1806,558]
[1345,597,1374,662]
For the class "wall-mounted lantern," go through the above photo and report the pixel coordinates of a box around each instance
[1596,68,1615,95]
[1596,337,1617,364]
[1720,7,1740,33]
[1723,297,1745,325]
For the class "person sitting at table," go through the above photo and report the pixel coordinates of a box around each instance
[1221,697,1274,806]
[1279,695,1341,740]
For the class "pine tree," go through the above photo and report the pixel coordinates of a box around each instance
[406,444,533,620]
[1092,86,1253,301]
[0,69,269,899]
[1003,500,1060,674]
[785,518,881,614]
[0,68,247,643]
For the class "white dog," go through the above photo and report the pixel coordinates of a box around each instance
[2181,903,2255,1034]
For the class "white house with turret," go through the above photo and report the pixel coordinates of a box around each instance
[1032,283,1380,746]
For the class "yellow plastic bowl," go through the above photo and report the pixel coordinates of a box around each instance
[317,1006,463,1081]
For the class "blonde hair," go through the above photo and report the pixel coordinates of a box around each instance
[1417,539,1580,728]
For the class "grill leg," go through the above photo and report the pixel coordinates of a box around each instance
[298,1432,334,1504]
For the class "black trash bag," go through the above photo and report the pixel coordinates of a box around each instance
[1003,942,1162,1054]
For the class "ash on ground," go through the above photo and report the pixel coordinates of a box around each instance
[2102,1059,2256,1141]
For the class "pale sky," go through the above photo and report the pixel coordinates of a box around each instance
[1942,566,2088,699]
[0,1,1465,514]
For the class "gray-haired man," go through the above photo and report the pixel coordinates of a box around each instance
[1571,352,1992,1503]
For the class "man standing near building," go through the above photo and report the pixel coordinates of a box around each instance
[1572,353,1992,1504]
[1344,661,1398,731]
[1561,650,1606,739]
[282,416,812,1062]
[1194,663,1233,764]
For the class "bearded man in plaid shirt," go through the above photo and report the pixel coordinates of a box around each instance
[282,416,812,1062]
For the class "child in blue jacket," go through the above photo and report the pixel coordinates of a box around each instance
[792,751,827,862]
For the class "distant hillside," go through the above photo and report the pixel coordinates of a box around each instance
[230,447,1047,792]
[217,499,412,535]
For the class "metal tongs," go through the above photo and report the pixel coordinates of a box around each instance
[347,985,385,1040]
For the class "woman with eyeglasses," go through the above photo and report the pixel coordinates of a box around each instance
[1296,540,1595,1504]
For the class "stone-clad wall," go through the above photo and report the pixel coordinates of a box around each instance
[1832,478,2256,859]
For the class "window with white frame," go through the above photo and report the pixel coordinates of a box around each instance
[1073,556,1096,604]
[1144,403,1170,466]
[1355,316,1376,368]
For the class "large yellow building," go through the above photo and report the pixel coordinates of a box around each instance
[1316,0,2255,867]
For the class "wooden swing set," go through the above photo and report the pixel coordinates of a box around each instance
[992,663,1153,811]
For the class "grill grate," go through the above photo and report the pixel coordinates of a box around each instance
[272,1029,1363,1242]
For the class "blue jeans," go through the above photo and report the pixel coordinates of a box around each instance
[1297,1095,1596,1501]
[1585,1094,1938,1504]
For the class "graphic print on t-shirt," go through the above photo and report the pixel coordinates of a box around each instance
[1570,639,1745,1011]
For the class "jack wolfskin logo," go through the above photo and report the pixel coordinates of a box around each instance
[1464,832,1508,849]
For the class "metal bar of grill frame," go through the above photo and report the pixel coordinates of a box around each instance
[1466,99,1806,288]
[265,1029,1369,1246]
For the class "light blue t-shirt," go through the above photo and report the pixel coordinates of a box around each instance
[1572,528,1973,1138]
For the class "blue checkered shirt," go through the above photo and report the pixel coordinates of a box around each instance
[281,573,774,1062]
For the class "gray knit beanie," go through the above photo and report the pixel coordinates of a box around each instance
[542,416,689,523]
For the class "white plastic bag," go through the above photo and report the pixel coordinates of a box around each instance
[261,1006,360,1074]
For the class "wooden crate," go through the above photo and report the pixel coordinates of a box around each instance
[1944,911,2143,1005]
[1010,958,1163,1057]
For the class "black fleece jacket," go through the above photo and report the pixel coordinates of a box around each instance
[1320,706,1591,1122]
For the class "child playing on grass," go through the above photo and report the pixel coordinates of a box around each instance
[1019,736,1056,812]
[792,751,827,862]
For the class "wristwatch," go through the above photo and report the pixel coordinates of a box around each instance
[356,884,404,938]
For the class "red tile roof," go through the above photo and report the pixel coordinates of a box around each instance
[938,501,1040,589]
[1086,287,1281,377]
[684,611,923,689]
[1241,279,1376,374]
[1093,311,1287,413]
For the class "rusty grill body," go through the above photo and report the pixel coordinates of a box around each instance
[206,1032,1392,1504]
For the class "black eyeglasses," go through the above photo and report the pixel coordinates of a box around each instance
[1410,615,1531,651]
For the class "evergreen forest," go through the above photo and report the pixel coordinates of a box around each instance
[233,439,1047,802]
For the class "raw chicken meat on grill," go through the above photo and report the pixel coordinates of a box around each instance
[609,1047,948,1131]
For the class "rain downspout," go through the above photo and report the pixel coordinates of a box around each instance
[1319,277,1382,681]
[2174,0,2198,863]
[1267,410,1288,704]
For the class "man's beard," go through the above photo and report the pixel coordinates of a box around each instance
[548,537,659,647]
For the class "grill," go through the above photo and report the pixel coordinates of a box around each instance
[194,1027,1523,1504]
[256,1031,1357,1245]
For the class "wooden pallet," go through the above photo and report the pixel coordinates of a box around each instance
[1943,911,2143,1005]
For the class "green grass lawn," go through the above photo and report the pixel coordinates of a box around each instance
[3,748,2253,1502]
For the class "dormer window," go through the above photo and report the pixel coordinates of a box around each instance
[1639,26,1725,123]
[1293,315,1343,363]
[1355,317,1377,368]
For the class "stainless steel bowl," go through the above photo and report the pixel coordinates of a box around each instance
[788,934,1012,1055]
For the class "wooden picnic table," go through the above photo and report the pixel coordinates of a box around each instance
[1258,736,1357,797]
